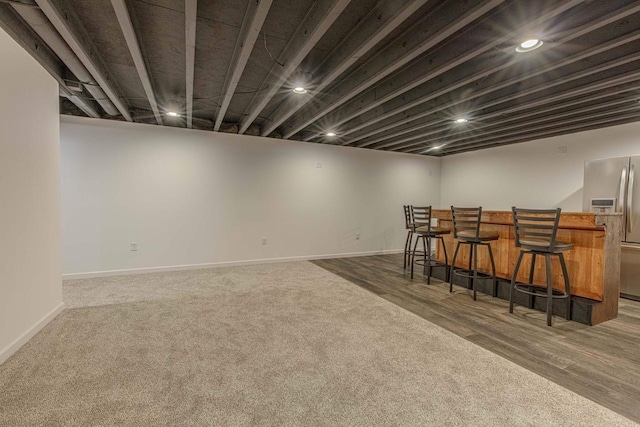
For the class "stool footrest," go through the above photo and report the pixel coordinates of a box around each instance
[513,283,569,299]
[452,268,494,280]
[415,259,448,269]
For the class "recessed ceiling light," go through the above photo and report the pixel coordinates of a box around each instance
[424,145,444,153]
[292,87,307,94]
[520,39,539,49]
[516,39,543,53]
[454,118,468,123]
[166,111,180,117]
[326,132,337,137]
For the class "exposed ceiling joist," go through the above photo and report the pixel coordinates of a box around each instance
[355,53,640,150]
[280,0,505,139]
[327,0,582,145]
[214,0,273,132]
[437,110,640,156]
[304,35,503,143]
[343,0,640,147]
[35,0,132,121]
[238,0,352,135]
[9,0,638,155]
[111,0,163,125]
[407,101,640,154]
[260,0,429,137]
[11,2,119,116]
[550,0,640,43]
[388,69,640,152]
[384,70,640,153]
[381,94,638,152]
[185,0,197,129]
[356,27,640,149]
[0,4,100,118]
[398,86,640,152]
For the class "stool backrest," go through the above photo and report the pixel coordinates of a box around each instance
[512,207,561,251]
[403,205,413,229]
[411,206,432,232]
[451,206,482,239]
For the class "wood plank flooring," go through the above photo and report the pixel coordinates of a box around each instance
[312,254,640,423]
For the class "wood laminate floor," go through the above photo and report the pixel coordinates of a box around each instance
[312,254,640,423]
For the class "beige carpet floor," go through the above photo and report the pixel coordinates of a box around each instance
[0,261,636,426]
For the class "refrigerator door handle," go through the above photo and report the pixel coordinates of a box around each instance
[619,166,628,213]
[628,164,635,233]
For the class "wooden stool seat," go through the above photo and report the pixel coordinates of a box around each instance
[519,238,574,252]
[457,230,499,241]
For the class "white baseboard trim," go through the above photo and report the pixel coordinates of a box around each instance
[0,302,66,365]
[62,249,405,280]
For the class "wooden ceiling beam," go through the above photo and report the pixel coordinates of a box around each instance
[379,88,640,152]
[260,0,429,137]
[185,0,197,129]
[111,0,163,125]
[355,27,640,149]
[279,0,506,140]
[214,0,273,132]
[373,62,640,153]
[341,0,640,147]
[404,102,640,154]
[35,0,132,121]
[237,0,352,135]
[0,4,100,118]
[435,111,640,156]
[303,0,586,143]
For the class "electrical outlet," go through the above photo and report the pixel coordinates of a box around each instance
[316,162,323,168]
[130,242,138,251]
[557,146,568,155]
[262,237,268,246]
[428,169,433,176]
[356,233,360,240]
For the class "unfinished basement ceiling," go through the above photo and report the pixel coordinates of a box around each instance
[2,0,640,156]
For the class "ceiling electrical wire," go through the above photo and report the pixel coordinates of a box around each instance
[264,32,285,67]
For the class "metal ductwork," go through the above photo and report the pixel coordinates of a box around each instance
[11,2,119,116]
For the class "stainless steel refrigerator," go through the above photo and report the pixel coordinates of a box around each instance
[583,155,640,300]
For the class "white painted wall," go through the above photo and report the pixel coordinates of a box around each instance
[440,122,640,211]
[0,28,63,363]
[60,117,440,276]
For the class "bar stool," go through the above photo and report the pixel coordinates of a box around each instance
[410,206,450,283]
[403,205,414,269]
[509,207,573,326]
[449,206,498,300]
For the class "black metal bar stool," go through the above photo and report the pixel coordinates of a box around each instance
[509,207,573,326]
[449,206,498,300]
[410,206,450,283]
[403,205,415,269]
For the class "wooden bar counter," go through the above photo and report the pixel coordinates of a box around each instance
[432,209,623,324]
